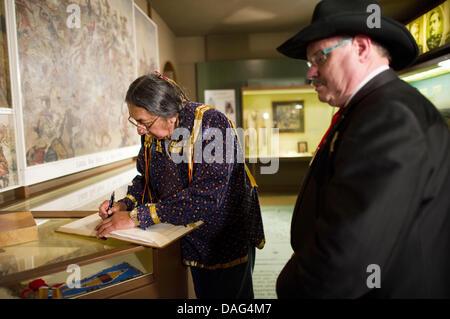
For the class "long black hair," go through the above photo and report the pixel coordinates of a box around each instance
[125,73,188,118]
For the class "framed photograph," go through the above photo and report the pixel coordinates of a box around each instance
[425,5,445,51]
[204,89,236,124]
[407,16,425,54]
[297,141,308,153]
[272,100,305,132]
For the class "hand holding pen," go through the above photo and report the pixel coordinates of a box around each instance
[98,191,121,220]
[107,191,115,214]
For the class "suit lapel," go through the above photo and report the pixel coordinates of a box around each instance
[324,69,399,149]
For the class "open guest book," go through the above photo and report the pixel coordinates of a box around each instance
[57,213,203,248]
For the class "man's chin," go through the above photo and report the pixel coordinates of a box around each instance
[316,90,329,103]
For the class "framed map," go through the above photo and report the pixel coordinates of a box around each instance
[7,0,144,185]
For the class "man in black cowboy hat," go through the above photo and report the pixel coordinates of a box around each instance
[276,0,450,298]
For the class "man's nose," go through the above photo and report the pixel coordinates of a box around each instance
[137,125,147,135]
[307,65,319,82]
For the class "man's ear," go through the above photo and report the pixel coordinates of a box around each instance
[168,115,178,125]
[353,34,371,63]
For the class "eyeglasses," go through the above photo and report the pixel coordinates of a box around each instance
[306,38,353,68]
[128,115,159,131]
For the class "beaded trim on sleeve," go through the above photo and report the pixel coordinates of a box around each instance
[125,194,138,209]
[149,203,161,224]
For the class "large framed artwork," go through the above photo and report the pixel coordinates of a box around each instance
[7,0,143,185]
[0,0,19,191]
[272,100,305,133]
[134,3,159,76]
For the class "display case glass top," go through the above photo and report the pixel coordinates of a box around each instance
[0,217,134,279]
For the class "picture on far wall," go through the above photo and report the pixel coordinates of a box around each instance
[272,100,305,133]
[0,112,18,190]
[297,141,308,154]
[408,16,425,54]
[15,0,138,167]
[134,3,159,76]
[204,89,236,124]
[425,4,446,51]
[406,0,450,54]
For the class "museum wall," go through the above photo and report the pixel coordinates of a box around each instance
[204,31,295,61]
[176,36,205,101]
[174,30,298,102]
[151,9,178,79]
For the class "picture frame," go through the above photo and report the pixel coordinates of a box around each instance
[205,89,237,124]
[6,0,143,185]
[272,100,305,132]
[297,141,308,153]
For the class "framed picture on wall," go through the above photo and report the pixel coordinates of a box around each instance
[10,0,140,185]
[272,100,305,132]
[204,89,236,124]
[297,141,308,153]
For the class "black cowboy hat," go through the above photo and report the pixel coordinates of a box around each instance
[277,0,418,70]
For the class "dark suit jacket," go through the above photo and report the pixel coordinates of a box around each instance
[276,69,450,298]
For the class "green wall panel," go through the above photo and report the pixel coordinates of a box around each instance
[196,58,308,126]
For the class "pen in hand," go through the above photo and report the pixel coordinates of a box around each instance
[107,191,115,216]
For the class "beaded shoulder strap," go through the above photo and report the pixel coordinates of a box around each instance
[188,105,257,188]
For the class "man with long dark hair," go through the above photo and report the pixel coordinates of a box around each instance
[95,72,265,299]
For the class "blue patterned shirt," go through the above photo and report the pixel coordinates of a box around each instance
[119,102,265,268]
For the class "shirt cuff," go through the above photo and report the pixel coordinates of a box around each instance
[136,203,161,228]
[119,194,138,211]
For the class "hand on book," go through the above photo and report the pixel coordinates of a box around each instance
[98,200,127,220]
[95,211,136,239]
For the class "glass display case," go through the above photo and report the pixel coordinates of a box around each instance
[241,86,333,192]
[241,86,334,159]
[0,164,189,299]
